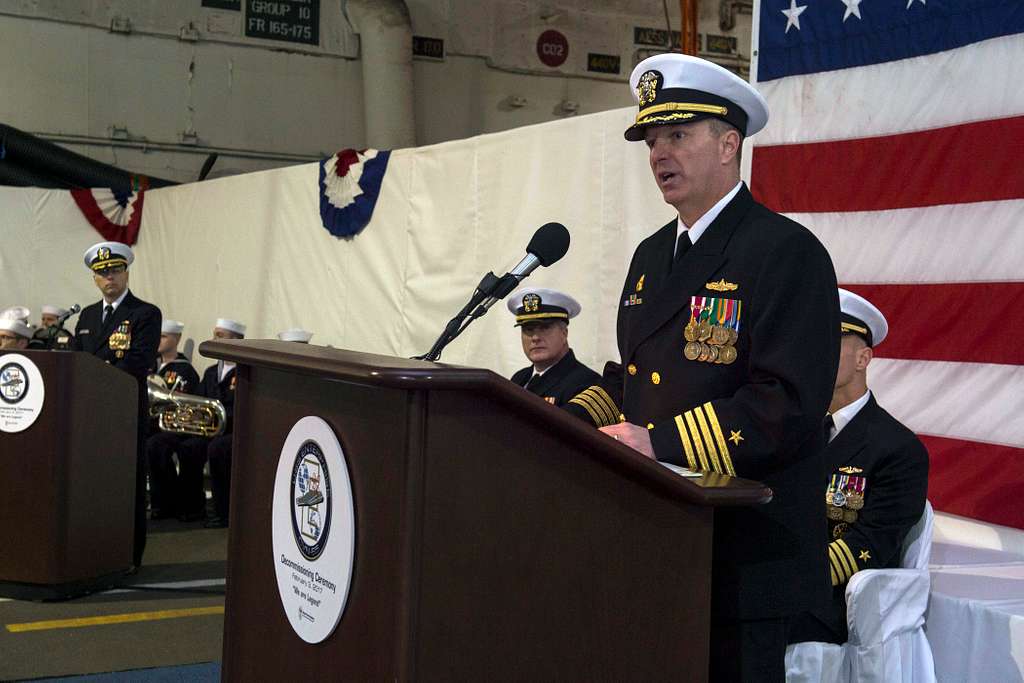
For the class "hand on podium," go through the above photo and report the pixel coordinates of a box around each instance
[600,422,654,458]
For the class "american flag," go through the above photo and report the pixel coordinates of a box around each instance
[750,0,1024,528]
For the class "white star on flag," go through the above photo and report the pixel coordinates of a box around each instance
[906,0,925,8]
[781,0,808,33]
[842,0,863,21]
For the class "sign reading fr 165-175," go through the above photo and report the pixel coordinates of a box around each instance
[245,0,319,46]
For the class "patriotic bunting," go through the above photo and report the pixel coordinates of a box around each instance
[318,148,390,238]
[752,0,1024,528]
[70,180,148,246]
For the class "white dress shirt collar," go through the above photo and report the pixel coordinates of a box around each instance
[676,181,743,245]
[829,390,871,442]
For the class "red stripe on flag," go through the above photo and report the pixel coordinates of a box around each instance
[750,116,1024,212]
[841,282,1024,365]
[70,189,144,246]
[922,435,1024,530]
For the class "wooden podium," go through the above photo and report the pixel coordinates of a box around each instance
[202,341,771,682]
[0,350,137,599]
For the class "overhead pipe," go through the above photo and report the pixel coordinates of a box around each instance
[345,0,416,150]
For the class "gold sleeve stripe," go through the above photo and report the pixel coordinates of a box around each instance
[828,545,851,584]
[578,392,615,427]
[674,415,699,470]
[836,539,859,575]
[702,402,736,476]
[684,412,711,471]
[829,560,840,586]
[591,386,621,419]
[693,407,724,474]
[568,396,602,426]
[582,388,618,426]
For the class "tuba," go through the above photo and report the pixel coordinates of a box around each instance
[147,375,227,437]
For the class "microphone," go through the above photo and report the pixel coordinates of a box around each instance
[477,222,570,311]
[416,222,571,362]
[56,304,81,327]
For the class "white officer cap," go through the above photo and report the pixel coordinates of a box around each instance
[0,318,33,339]
[507,287,582,327]
[277,328,313,343]
[624,53,769,141]
[83,241,134,271]
[838,288,888,347]
[0,306,30,323]
[41,305,67,317]
[161,320,185,335]
[215,318,246,336]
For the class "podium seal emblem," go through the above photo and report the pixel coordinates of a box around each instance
[0,354,45,433]
[272,416,355,644]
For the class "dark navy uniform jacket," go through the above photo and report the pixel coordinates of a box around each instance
[509,349,601,407]
[73,290,161,386]
[802,393,929,641]
[155,353,201,395]
[197,362,237,432]
[565,184,841,620]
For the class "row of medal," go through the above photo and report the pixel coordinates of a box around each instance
[683,296,741,364]
[108,320,132,359]
[826,473,866,524]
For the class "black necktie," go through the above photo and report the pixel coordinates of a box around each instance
[103,304,114,324]
[525,374,541,390]
[674,231,692,264]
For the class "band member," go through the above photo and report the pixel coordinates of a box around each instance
[506,287,600,407]
[564,54,840,680]
[145,320,201,519]
[789,289,929,644]
[0,318,33,350]
[277,328,313,343]
[177,318,244,527]
[32,305,75,350]
[73,241,162,569]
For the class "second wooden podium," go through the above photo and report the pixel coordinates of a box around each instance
[201,341,770,682]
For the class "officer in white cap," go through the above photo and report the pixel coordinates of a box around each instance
[31,304,76,350]
[0,318,33,350]
[506,288,599,407]
[146,319,202,519]
[789,289,928,647]
[277,328,313,343]
[563,53,841,679]
[177,318,245,527]
[1,306,31,323]
[72,240,162,570]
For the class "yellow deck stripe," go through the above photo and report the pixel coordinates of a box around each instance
[6,606,224,633]
[703,403,736,476]
[684,412,710,471]
[693,407,723,474]
[674,415,698,469]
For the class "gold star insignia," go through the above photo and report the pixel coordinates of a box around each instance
[729,430,744,445]
[859,550,871,562]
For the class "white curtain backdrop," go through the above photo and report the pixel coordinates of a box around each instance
[2,106,680,377]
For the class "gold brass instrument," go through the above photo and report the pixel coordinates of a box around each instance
[147,375,227,437]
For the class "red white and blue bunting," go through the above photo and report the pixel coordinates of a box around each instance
[318,148,390,238]
[70,181,147,246]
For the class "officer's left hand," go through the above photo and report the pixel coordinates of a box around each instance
[599,423,655,459]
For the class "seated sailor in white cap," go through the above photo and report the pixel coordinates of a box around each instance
[32,304,76,350]
[73,240,162,570]
[506,288,600,407]
[561,52,841,681]
[0,317,33,350]
[789,289,928,646]
[145,319,202,520]
[177,318,245,527]
[277,328,313,343]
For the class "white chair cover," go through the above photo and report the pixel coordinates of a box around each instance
[786,502,937,683]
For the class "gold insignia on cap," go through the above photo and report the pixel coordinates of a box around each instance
[636,70,661,107]
[523,293,541,313]
[839,466,864,474]
[706,279,738,292]
[98,247,111,260]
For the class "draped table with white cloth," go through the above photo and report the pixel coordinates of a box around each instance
[927,543,1024,682]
